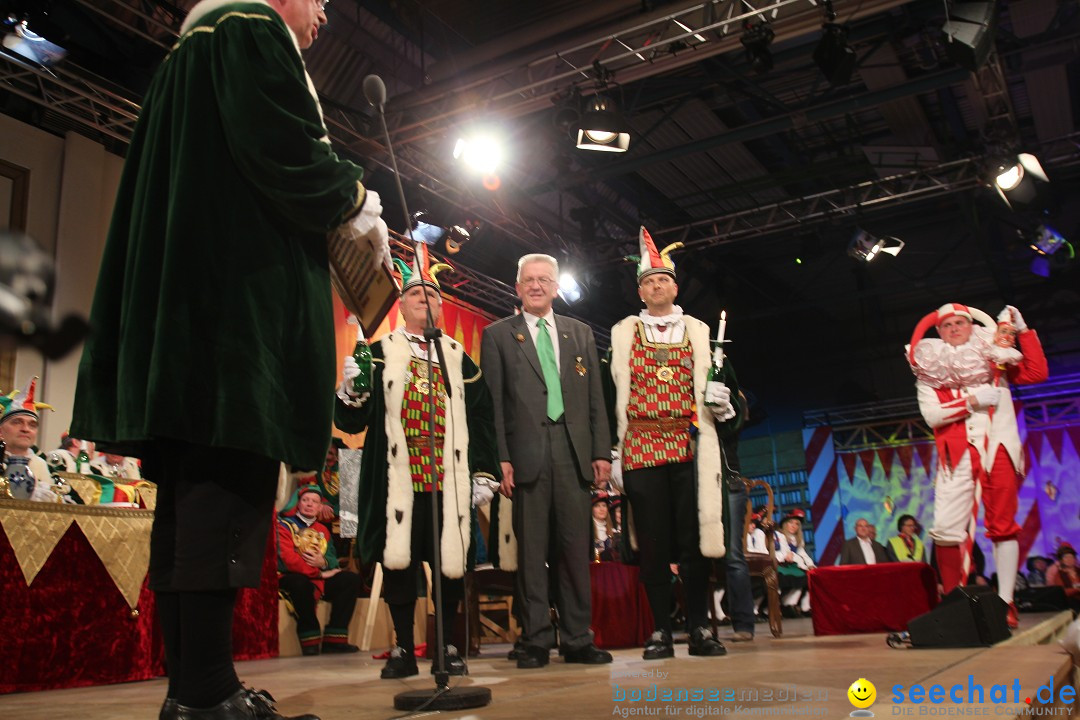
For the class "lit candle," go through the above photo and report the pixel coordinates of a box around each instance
[717,310,727,346]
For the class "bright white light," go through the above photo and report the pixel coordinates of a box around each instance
[453,134,503,175]
[995,163,1023,191]
[584,129,618,144]
[558,272,583,304]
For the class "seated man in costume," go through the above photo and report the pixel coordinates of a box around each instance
[907,303,1047,627]
[335,245,501,679]
[44,433,95,475]
[276,484,362,656]
[1,377,58,501]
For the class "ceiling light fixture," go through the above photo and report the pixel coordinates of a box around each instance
[989,152,1048,207]
[576,95,630,153]
[814,2,856,86]
[848,229,904,262]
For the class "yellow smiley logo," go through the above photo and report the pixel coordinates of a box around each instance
[847,678,876,710]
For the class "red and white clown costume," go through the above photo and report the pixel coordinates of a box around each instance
[906,302,1047,625]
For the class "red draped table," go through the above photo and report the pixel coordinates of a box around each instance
[590,562,654,649]
[0,500,279,694]
[808,562,938,636]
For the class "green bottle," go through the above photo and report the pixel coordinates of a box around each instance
[704,343,726,406]
[351,327,373,395]
[76,444,91,474]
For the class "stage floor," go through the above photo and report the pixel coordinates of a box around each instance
[1,614,1074,720]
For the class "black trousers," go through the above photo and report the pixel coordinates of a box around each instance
[624,461,710,633]
[382,491,465,609]
[145,442,278,591]
[278,571,362,640]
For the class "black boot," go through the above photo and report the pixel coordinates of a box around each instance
[176,688,320,719]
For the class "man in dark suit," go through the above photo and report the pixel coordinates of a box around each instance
[481,253,613,669]
[839,518,889,565]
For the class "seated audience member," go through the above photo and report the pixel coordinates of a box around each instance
[44,433,95,474]
[840,518,888,565]
[886,514,926,563]
[591,492,616,561]
[90,452,142,479]
[746,507,770,554]
[1025,556,1050,587]
[868,523,879,542]
[277,485,362,656]
[776,508,815,615]
[1046,544,1080,603]
[1,378,58,501]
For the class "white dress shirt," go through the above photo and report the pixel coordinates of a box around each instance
[858,537,878,565]
[522,308,560,372]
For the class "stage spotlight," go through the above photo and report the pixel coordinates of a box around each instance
[814,23,856,86]
[558,272,584,304]
[848,229,904,262]
[452,133,503,174]
[740,20,775,74]
[989,153,1048,207]
[576,95,630,152]
[445,225,471,255]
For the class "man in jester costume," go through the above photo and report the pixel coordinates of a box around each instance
[907,302,1047,628]
[276,484,361,656]
[1,377,55,501]
[335,243,501,679]
[606,226,744,659]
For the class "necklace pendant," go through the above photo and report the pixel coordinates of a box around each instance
[654,348,671,365]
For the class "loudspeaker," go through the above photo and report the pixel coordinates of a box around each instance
[908,585,1010,648]
[941,1,997,72]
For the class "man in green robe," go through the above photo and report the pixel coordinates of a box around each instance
[335,244,501,680]
[69,0,387,718]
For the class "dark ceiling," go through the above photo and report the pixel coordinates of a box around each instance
[3,0,1079,430]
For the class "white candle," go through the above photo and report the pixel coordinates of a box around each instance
[717,310,727,345]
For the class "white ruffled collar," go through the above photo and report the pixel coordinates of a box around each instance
[639,306,684,327]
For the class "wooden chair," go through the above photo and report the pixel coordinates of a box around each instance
[743,477,783,638]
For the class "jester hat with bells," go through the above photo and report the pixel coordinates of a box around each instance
[906,302,996,367]
[1,376,53,425]
[393,242,452,294]
[631,226,683,282]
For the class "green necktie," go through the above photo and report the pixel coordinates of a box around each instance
[536,317,564,421]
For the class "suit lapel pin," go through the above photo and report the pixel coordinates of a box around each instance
[515,333,525,343]
[562,333,569,339]
[575,356,587,376]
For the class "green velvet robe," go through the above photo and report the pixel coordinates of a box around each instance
[72,0,367,469]
[334,331,501,578]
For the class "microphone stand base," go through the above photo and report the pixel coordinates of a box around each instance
[393,685,492,711]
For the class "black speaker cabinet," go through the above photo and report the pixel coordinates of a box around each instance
[908,585,1010,648]
[941,1,997,72]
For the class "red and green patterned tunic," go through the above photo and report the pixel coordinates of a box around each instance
[402,357,446,492]
[623,324,696,471]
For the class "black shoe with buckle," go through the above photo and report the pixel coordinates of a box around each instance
[563,643,613,664]
[688,627,727,657]
[380,646,419,679]
[175,688,320,720]
[516,644,550,669]
[431,644,467,676]
[642,630,674,660]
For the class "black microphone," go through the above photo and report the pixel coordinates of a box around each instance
[362,74,451,397]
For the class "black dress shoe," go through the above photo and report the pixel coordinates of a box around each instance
[516,645,550,669]
[642,630,674,660]
[506,639,525,661]
[161,698,179,720]
[688,627,727,657]
[380,647,419,679]
[562,643,613,664]
[176,688,320,719]
[430,644,467,676]
[320,642,359,654]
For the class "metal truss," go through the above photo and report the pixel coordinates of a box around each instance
[389,0,913,149]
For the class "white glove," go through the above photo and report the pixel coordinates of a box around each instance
[705,381,737,421]
[29,483,59,503]
[609,450,624,493]
[349,190,390,269]
[1005,305,1028,333]
[471,475,499,508]
[336,355,369,408]
[969,386,1000,411]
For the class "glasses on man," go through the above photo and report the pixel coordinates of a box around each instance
[314,0,329,10]
[520,277,555,288]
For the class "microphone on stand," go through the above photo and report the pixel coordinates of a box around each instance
[362,75,489,712]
